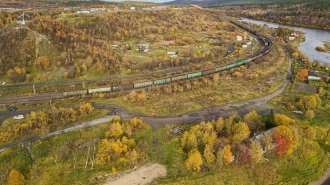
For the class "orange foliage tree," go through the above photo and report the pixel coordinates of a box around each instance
[296,69,308,79]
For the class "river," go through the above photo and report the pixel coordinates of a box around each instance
[239,18,330,64]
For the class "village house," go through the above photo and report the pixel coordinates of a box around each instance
[236,36,242,41]
[77,10,90,14]
[244,127,277,154]
[137,43,149,52]
[167,51,176,55]
[288,36,295,41]
[308,70,328,82]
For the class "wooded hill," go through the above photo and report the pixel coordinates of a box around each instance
[0,8,238,83]
[215,0,330,30]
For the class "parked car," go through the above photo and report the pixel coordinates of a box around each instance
[7,107,17,111]
[14,115,24,120]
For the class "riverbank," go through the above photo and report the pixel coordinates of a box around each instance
[242,17,330,32]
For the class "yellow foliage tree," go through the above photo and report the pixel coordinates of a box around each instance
[79,103,94,117]
[274,114,295,126]
[106,122,123,138]
[8,169,25,185]
[250,141,263,164]
[204,144,215,164]
[223,144,233,165]
[231,122,251,144]
[185,149,203,172]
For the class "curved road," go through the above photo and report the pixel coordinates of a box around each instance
[0,56,291,152]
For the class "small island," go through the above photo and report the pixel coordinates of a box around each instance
[315,41,330,52]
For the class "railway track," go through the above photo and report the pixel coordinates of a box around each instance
[0,15,273,105]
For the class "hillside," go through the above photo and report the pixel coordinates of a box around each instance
[0,7,243,85]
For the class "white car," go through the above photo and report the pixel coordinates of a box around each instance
[14,115,24,120]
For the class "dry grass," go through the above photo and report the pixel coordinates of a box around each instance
[95,42,287,116]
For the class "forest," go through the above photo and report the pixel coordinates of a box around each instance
[0,7,242,84]
[216,0,330,30]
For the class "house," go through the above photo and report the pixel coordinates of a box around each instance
[291,32,299,37]
[246,127,277,153]
[171,54,178,58]
[137,43,149,52]
[129,7,136,11]
[112,45,121,49]
[288,36,295,41]
[308,70,328,81]
[90,8,103,12]
[77,10,90,14]
[236,36,242,41]
[246,41,252,45]
[167,51,176,55]
[242,44,247,48]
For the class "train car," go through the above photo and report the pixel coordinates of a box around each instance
[63,89,88,97]
[202,68,215,75]
[226,63,237,69]
[237,60,245,66]
[133,81,153,88]
[88,87,111,94]
[154,78,171,85]
[187,71,202,78]
[172,74,187,82]
[215,66,226,72]
[112,85,122,91]
[245,58,252,63]
[121,83,134,90]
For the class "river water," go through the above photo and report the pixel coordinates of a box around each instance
[239,18,330,64]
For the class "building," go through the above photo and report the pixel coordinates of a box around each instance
[236,36,242,41]
[129,7,136,11]
[308,70,328,81]
[242,44,247,48]
[288,36,295,41]
[77,10,90,14]
[167,51,176,55]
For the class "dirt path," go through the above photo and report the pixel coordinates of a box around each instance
[103,163,167,185]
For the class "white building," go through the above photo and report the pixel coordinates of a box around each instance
[236,36,242,41]
[130,7,136,11]
[167,51,176,55]
[288,36,295,41]
[242,44,247,48]
[77,10,90,14]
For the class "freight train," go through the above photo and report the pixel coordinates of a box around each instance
[63,20,273,97]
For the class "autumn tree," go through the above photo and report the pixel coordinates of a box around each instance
[106,122,123,138]
[79,103,94,117]
[214,117,225,136]
[243,110,264,134]
[274,114,295,126]
[204,144,215,164]
[262,133,273,151]
[216,148,224,167]
[301,95,317,110]
[296,69,308,78]
[302,125,316,140]
[230,122,251,144]
[250,141,263,164]
[8,170,25,185]
[305,110,315,120]
[223,144,233,165]
[185,149,203,172]
[36,56,50,69]
[273,125,293,157]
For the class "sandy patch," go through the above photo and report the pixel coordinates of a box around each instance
[103,163,167,185]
